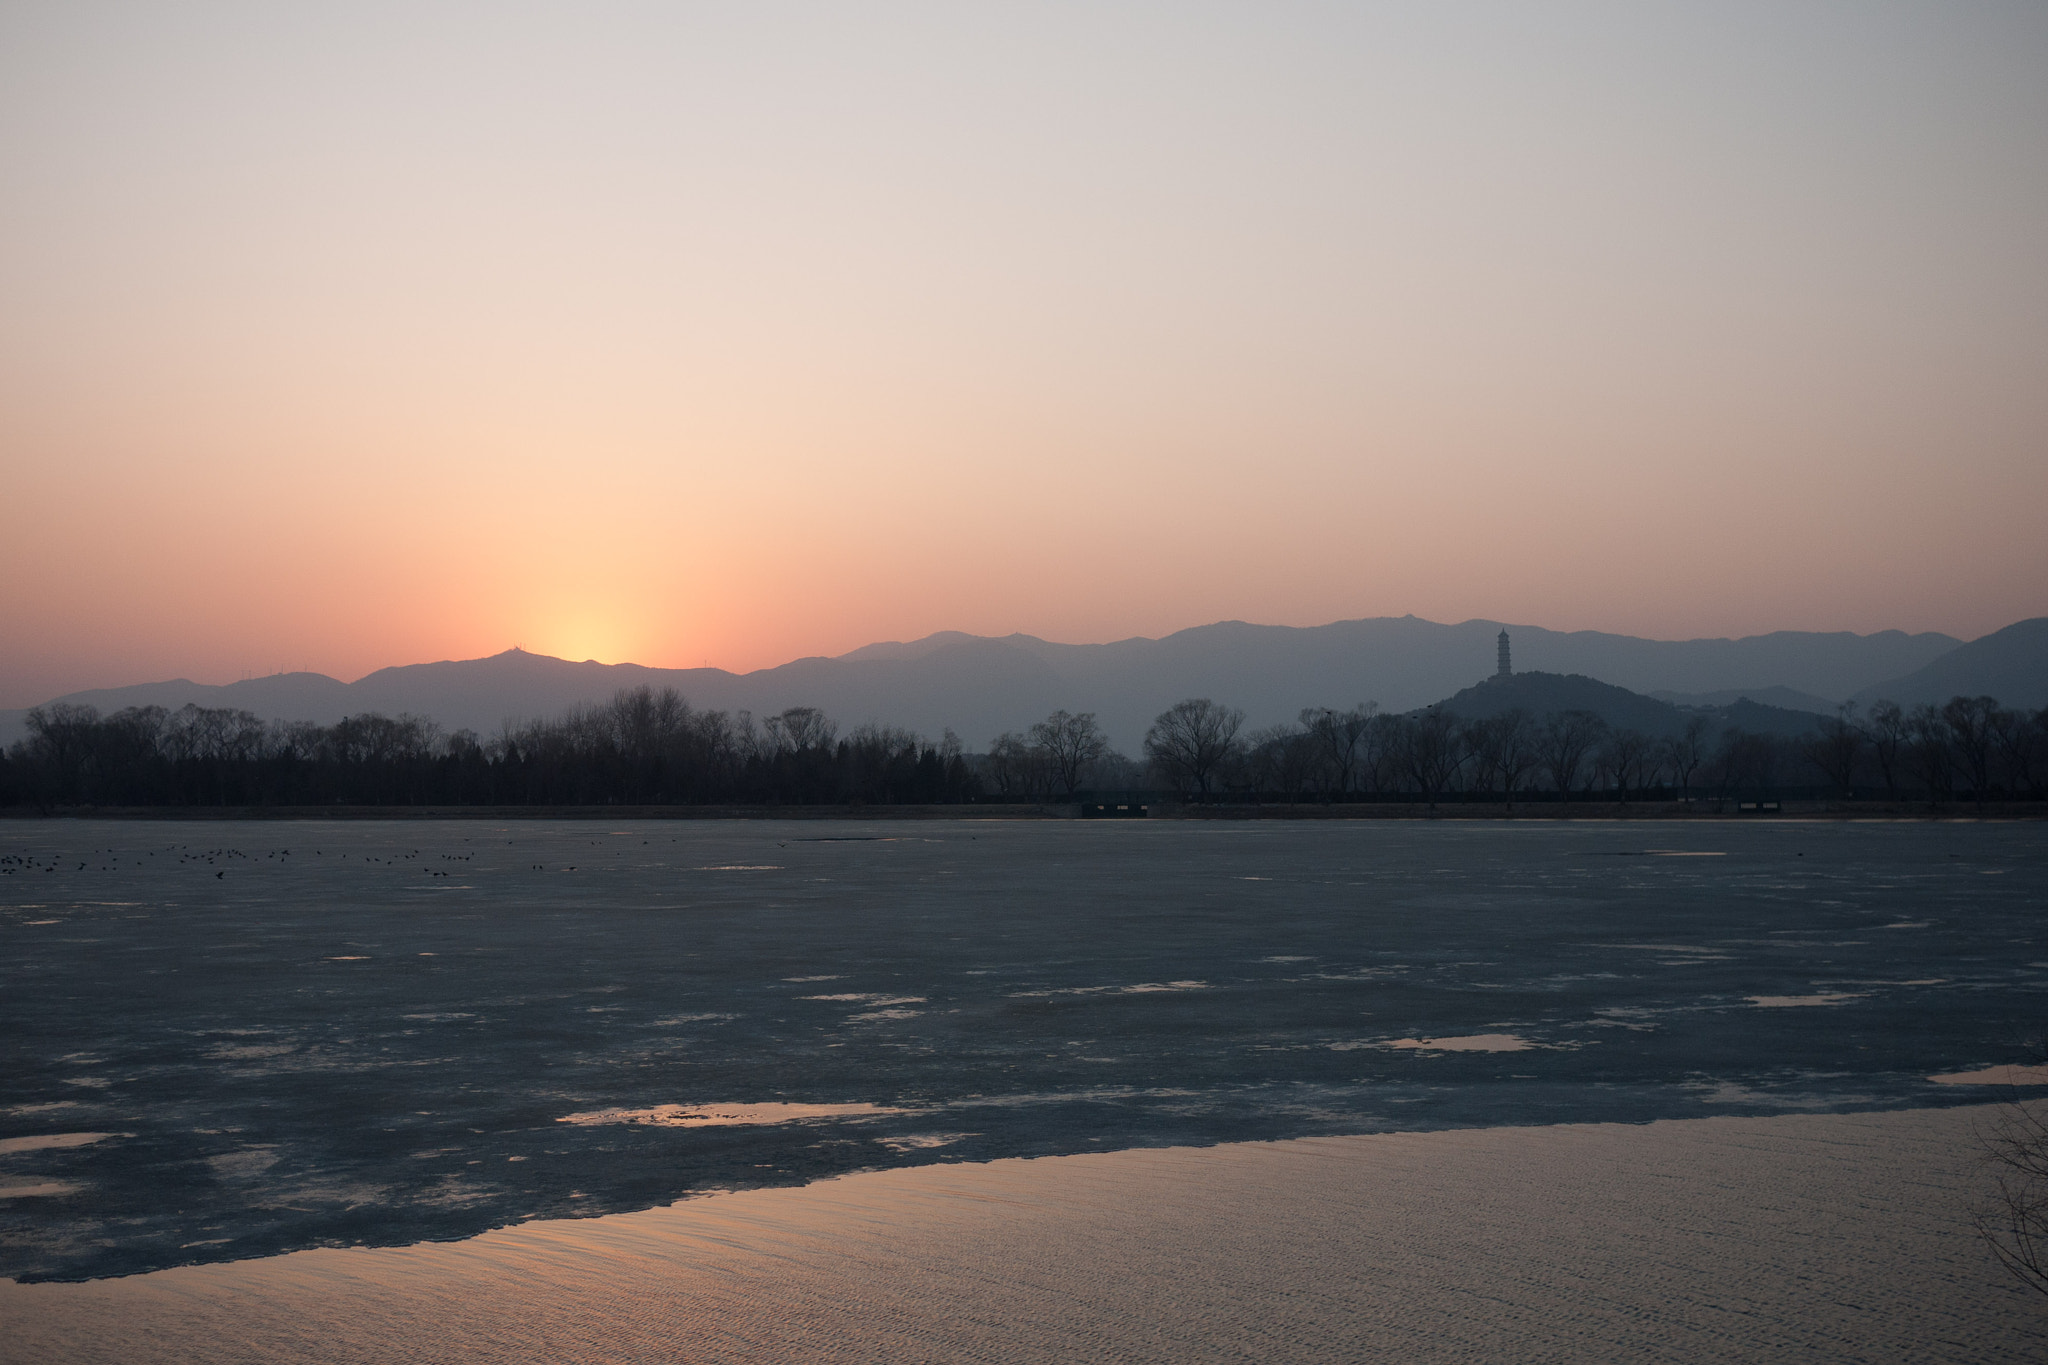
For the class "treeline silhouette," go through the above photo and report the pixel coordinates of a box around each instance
[2,686,2042,809]
[1128,695,2048,808]
[0,689,973,809]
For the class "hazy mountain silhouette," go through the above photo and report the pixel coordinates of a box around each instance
[1419,672,1826,740]
[1648,685,1838,715]
[0,615,1972,752]
[1851,617,2048,710]
[1424,672,1693,735]
[1710,697,1847,740]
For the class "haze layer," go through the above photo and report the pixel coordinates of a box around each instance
[3,2,2044,702]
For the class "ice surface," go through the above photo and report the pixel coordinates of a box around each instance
[3,1108,2041,1363]
[0,1135,114,1156]
[559,1103,902,1128]
[1931,1064,2048,1085]
[1380,1034,1535,1051]
[1,817,2044,1283]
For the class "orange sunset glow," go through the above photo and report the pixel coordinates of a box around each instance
[3,3,2044,704]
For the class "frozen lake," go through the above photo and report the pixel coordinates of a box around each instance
[3,817,2044,1282]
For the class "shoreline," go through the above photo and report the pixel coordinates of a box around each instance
[4,801,2044,821]
[3,1105,2040,1363]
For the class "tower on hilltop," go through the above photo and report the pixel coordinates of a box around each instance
[1496,630,1512,678]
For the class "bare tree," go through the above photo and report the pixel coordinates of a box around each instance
[1799,703,1866,802]
[982,732,1039,798]
[1637,735,1668,792]
[1539,710,1606,802]
[1601,729,1652,803]
[1665,715,1711,803]
[163,706,265,763]
[159,705,264,804]
[1029,710,1109,797]
[1460,716,1504,798]
[730,710,765,764]
[1866,700,1908,799]
[842,723,924,802]
[1705,730,1746,805]
[1978,1094,2048,1299]
[1300,704,1377,795]
[1248,723,1320,800]
[1359,712,1403,793]
[1489,710,1539,809]
[1907,703,1954,806]
[1085,749,1147,789]
[1944,695,1999,807]
[1992,706,2047,799]
[1708,730,1783,802]
[1399,708,1464,809]
[267,719,326,762]
[1143,698,1246,796]
[766,706,836,755]
[695,709,743,789]
[608,686,691,765]
[21,703,102,804]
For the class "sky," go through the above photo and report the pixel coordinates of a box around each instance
[3,1,2045,706]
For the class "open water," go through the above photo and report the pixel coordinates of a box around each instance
[2,817,2043,1283]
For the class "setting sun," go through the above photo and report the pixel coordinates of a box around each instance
[524,610,647,669]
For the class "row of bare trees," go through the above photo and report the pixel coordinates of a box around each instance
[994,694,2048,804]
[1143,701,1700,804]
[5,703,458,806]
[499,693,972,805]
[982,711,1140,799]
[7,687,2043,808]
[0,690,975,808]
[1802,697,2048,805]
[1238,698,2043,805]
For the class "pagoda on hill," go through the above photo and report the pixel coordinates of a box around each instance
[1496,630,1512,678]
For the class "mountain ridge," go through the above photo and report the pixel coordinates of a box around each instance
[1,614,1993,752]
[1851,617,2048,710]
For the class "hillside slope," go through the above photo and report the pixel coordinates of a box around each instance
[1852,617,2048,710]
[1424,673,1824,740]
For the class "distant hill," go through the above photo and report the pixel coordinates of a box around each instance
[1852,617,2048,710]
[0,614,1974,753]
[1710,698,1843,740]
[1421,672,1825,740]
[1649,685,1838,715]
[1423,672,1690,735]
